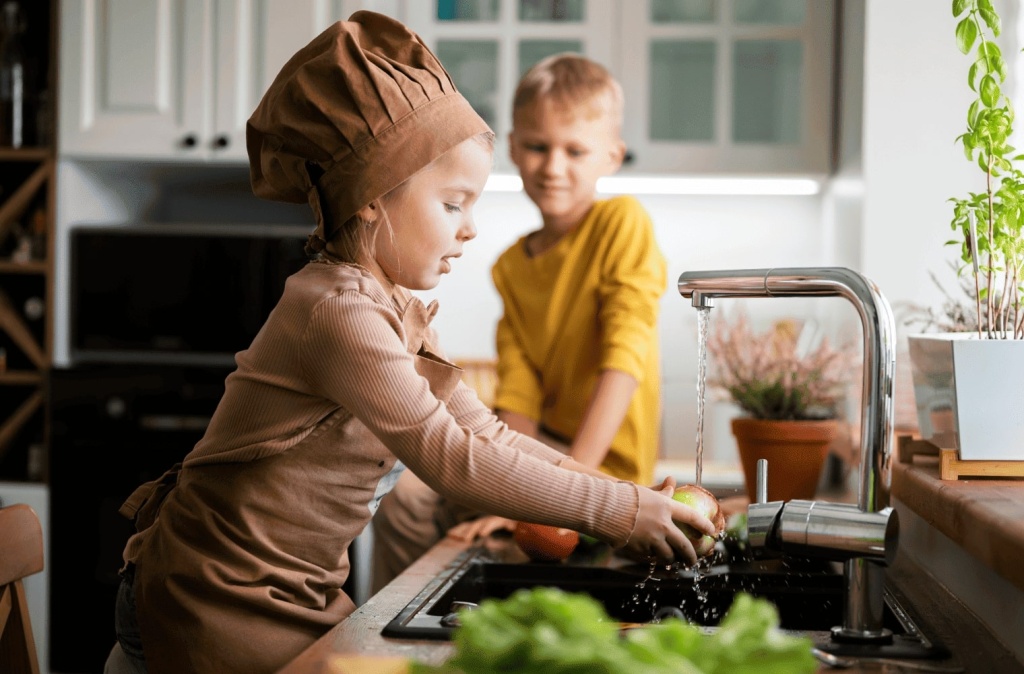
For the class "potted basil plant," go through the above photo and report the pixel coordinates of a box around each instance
[907,0,1024,461]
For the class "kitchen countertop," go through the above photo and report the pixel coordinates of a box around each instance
[891,449,1024,593]
[277,530,1022,673]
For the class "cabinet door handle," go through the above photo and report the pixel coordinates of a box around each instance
[213,135,230,149]
[180,134,198,148]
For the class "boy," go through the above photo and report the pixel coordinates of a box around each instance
[491,53,666,485]
[371,54,667,592]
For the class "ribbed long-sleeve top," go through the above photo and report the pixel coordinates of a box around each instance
[491,195,667,484]
[129,261,640,558]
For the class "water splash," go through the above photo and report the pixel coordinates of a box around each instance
[694,307,712,487]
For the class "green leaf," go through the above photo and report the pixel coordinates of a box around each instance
[980,9,1001,36]
[979,40,1001,61]
[956,17,978,54]
[953,0,969,16]
[980,74,1000,107]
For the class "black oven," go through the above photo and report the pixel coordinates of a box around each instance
[49,224,316,672]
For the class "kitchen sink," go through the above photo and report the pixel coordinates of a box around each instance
[383,536,949,661]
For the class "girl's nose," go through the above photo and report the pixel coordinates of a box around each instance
[459,216,477,241]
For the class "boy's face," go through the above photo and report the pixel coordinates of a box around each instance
[509,99,625,230]
[366,136,492,291]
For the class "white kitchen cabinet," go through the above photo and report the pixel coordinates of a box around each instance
[406,0,834,175]
[58,0,834,174]
[58,0,361,161]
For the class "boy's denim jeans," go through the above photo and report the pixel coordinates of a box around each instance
[105,564,148,674]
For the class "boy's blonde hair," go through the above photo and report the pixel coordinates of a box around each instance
[512,53,624,129]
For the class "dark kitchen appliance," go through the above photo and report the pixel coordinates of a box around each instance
[70,223,309,366]
[49,224,321,672]
[47,363,231,672]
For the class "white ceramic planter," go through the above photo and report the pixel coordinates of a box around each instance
[907,333,1024,460]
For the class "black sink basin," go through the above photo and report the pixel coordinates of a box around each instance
[383,537,949,661]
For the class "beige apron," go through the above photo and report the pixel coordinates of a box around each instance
[122,295,462,674]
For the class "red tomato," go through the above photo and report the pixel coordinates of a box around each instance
[513,522,580,562]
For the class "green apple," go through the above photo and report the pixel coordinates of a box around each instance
[672,484,726,559]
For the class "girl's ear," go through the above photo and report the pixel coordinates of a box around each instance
[355,202,377,224]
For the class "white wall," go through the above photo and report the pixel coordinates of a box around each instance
[862,0,1018,313]
[420,189,838,466]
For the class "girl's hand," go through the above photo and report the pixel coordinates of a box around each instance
[620,484,716,566]
[446,515,516,542]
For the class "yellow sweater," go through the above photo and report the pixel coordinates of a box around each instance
[491,195,667,484]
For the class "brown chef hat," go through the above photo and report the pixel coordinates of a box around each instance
[246,11,491,244]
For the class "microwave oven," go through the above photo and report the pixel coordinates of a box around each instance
[70,223,309,366]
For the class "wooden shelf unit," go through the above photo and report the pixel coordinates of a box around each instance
[0,0,56,483]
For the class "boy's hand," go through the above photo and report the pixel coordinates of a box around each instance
[447,515,516,542]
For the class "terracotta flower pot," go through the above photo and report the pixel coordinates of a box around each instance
[731,417,839,503]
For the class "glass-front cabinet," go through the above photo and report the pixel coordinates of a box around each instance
[621,0,834,174]
[404,1,614,171]
[405,0,835,175]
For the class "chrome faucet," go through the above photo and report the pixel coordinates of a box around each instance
[679,267,899,643]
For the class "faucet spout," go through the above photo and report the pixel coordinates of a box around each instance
[679,267,898,641]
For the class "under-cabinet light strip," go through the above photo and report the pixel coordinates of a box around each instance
[484,174,822,196]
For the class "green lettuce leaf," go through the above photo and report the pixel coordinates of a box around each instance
[411,587,817,674]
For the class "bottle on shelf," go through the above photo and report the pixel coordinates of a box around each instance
[28,206,44,259]
[22,294,42,322]
[0,1,26,148]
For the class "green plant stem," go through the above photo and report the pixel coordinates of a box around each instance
[997,258,1011,335]
[986,155,996,338]
[970,210,984,339]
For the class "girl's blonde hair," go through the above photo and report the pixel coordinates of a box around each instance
[513,53,624,129]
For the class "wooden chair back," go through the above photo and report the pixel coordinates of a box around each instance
[455,358,498,410]
[0,503,43,674]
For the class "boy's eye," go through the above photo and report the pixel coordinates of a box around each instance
[445,203,462,213]
[567,148,587,158]
[524,143,547,153]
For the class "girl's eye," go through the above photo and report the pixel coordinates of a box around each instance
[525,143,547,153]
[445,203,462,213]
[568,148,587,158]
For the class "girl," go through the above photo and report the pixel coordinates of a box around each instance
[104,11,714,674]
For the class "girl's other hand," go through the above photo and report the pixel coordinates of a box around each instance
[446,515,516,542]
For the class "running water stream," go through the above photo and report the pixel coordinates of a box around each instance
[694,306,712,487]
[627,307,716,619]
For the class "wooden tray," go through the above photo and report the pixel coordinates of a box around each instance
[939,448,1024,480]
[897,434,1024,480]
